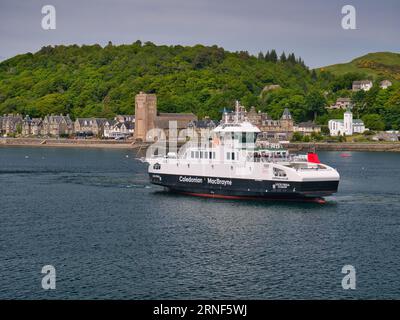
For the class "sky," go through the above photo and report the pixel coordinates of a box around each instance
[0,0,399,68]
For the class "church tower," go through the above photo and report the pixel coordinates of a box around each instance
[344,108,353,136]
[134,92,157,142]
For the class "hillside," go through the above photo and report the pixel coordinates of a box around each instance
[320,52,400,80]
[0,42,315,121]
[1,44,399,130]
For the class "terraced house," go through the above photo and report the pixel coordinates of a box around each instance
[22,115,43,136]
[42,114,74,137]
[74,118,108,136]
[103,120,135,138]
[0,114,23,136]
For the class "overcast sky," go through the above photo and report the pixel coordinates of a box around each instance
[0,0,399,67]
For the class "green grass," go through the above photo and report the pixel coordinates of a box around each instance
[318,52,400,80]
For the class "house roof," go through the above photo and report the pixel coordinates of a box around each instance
[353,80,372,85]
[154,119,191,129]
[76,118,107,126]
[188,119,217,129]
[296,121,321,128]
[44,114,72,124]
[116,122,135,130]
[157,113,197,121]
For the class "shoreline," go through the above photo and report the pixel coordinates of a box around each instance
[1,138,400,152]
[0,138,146,150]
[283,142,400,152]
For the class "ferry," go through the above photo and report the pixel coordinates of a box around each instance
[146,103,340,203]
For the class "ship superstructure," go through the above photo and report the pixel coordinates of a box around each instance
[146,102,340,202]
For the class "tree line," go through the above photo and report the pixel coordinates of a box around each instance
[0,41,399,130]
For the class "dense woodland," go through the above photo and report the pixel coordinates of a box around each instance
[0,41,399,130]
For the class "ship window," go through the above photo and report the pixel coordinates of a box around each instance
[231,152,235,160]
[191,151,194,158]
[204,152,208,159]
[209,151,213,159]
[273,167,287,177]
[200,151,203,159]
[195,151,199,158]
[227,152,231,160]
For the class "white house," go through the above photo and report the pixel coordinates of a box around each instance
[352,80,373,92]
[379,80,392,89]
[328,110,367,136]
[104,120,135,138]
[328,97,352,110]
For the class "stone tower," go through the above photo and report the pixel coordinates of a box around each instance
[134,92,157,142]
[280,108,293,132]
[344,108,353,136]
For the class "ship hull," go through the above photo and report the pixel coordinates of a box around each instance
[149,173,339,201]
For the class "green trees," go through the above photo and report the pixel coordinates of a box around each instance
[362,114,385,131]
[0,42,399,129]
[0,43,317,120]
[305,90,327,121]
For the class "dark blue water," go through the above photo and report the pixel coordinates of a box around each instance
[0,147,399,299]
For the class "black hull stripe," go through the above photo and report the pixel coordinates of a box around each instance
[149,173,339,198]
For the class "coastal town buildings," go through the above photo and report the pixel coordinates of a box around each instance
[0,114,23,136]
[328,97,352,110]
[352,80,373,92]
[187,117,217,140]
[22,116,43,136]
[293,122,322,136]
[74,118,107,136]
[134,92,197,142]
[114,115,135,123]
[103,120,135,138]
[328,109,367,136]
[0,114,22,136]
[42,114,74,137]
[222,104,294,140]
[103,115,135,138]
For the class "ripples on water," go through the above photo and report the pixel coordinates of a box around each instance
[0,147,399,299]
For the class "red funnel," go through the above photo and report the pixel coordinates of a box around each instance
[307,152,320,163]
